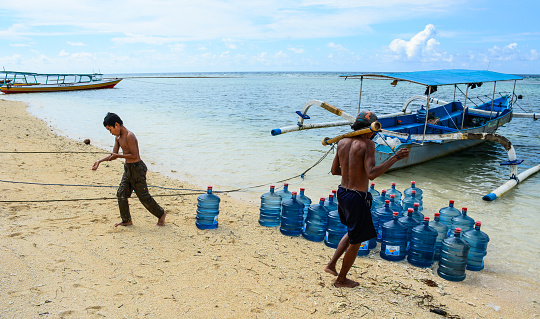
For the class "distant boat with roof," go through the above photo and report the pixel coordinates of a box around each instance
[0,70,122,94]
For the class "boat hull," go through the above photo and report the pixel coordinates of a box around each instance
[1,79,122,94]
[376,111,512,170]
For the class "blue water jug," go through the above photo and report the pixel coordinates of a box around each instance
[438,228,470,282]
[326,189,338,204]
[380,212,407,261]
[276,183,292,201]
[280,192,305,236]
[357,240,371,256]
[439,200,460,229]
[404,181,423,200]
[412,203,424,221]
[402,190,423,213]
[398,208,421,251]
[302,198,330,242]
[369,213,379,249]
[429,212,449,260]
[386,183,402,202]
[388,194,403,216]
[368,182,380,197]
[371,189,387,211]
[462,221,490,271]
[373,200,394,241]
[408,217,438,268]
[259,185,282,227]
[417,104,427,123]
[324,194,338,213]
[324,209,347,248]
[195,186,221,229]
[297,188,312,222]
[450,207,475,234]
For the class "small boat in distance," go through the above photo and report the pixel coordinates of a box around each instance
[0,71,122,94]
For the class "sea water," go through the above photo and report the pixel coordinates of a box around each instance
[3,72,540,285]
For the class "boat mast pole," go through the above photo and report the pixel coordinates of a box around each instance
[489,81,497,119]
[421,86,432,144]
[461,84,470,129]
[511,80,517,108]
[357,76,364,116]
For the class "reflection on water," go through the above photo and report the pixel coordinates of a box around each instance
[4,72,540,285]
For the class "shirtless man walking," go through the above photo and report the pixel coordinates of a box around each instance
[324,111,409,288]
[92,112,166,227]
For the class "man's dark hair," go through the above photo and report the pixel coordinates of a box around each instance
[103,112,123,127]
[351,111,378,131]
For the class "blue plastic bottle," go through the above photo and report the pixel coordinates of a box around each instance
[324,209,347,248]
[386,183,402,202]
[369,213,379,249]
[368,182,380,197]
[408,217,438,268]
[302,198,330,242]
[327,189,338,204]
[439,200,461,229]
[324,194,338,213]
[404,181,423,200]
[357,240,371,256]
[373,200,394,241]
[259,185,282,227]
[380,212,408,261]
[412,203,424,221]
[276,183,292,201]
[195,186,221,230]
[388,194,403,216]
[462,221,490,271]
[450,207,475,234]
[429,212,449,260]
[437,228,471,282]
[280,192,305,236]
[371,189,387,211]
[297,188,312,222]
[398,208,421,251]
[402,190,423,213]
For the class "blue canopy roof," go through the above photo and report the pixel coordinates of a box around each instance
[342,69,523,86]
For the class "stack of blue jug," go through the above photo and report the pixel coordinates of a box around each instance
[437,227,470,282]
[280,191,305,236]
[259,185,282,227]
[407,216,438,268]
[380,212,407,261]
[195,186,221,230]
[302,198,329,242]
[462,221,490,271]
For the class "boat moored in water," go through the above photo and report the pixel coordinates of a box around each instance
[0,71,122,94]
[272,69,540,200]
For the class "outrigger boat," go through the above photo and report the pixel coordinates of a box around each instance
[0,71,122,94]
[272,69,540,200]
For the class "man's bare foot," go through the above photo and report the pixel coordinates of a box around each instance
[114,221,133,227]
[324,266,338,276]
[334,278,360,288]
[157,212,167,226]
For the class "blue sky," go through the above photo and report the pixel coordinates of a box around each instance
[1,0,539,74]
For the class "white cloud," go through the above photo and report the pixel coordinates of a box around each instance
[289,47,305,54]
[387,24,452,62]
[327,42,349,52]
[9,43,30,47]
[67,41,86,46]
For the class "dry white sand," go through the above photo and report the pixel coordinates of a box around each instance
[0,99,538,318]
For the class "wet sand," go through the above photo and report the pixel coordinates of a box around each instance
[0,99,538,318]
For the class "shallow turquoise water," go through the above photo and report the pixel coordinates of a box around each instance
[3,72,539,285]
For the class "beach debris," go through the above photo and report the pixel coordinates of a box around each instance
[421,278,439,287]
[84,139,91,145]
[487,303,501,311]
[430,307,448,316]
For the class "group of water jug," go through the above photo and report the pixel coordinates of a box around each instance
[257,181,490,282]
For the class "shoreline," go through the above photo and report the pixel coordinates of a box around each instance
[1,98,538,318]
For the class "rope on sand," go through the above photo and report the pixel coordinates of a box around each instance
[0,144,335,203]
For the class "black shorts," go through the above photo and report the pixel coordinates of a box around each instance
[337,186,377,245]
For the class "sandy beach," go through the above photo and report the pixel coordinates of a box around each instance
[0,99,538,318]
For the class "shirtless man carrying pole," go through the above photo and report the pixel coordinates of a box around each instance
[324,111,409,288]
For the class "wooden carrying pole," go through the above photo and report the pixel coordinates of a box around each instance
[322,121,381,146]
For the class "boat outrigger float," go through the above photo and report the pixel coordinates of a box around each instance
[0,71,122,94]
[271,69,540,201]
